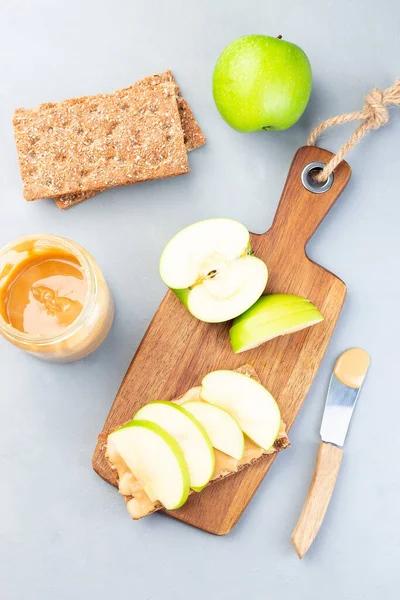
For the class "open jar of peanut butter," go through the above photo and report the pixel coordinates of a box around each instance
[0,234,114,362]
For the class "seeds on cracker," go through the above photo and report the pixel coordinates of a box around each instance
[140,71,206,152]
[13,81,189,202]
[53,71,206,210]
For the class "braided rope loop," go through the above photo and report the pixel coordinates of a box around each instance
[307,80,400,182]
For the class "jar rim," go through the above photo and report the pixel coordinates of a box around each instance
[0,234,97,346]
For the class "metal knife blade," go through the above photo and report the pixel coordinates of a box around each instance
[320,374,362,447]
[320,348,370,447]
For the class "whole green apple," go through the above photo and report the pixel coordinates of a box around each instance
[212,35,312,132]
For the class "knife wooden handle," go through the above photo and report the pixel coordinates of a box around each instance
[291,442,343,558]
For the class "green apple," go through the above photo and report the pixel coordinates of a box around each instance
[182,401,244,460]
[159,218,268,323]
[134,401,215,491]
[200,370,281,451]
[212,35,312,132]
[108,420,190,510]
[230,294,323,353]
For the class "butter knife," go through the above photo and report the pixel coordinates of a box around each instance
[291,348,371,559]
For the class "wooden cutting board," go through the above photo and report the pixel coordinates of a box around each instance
[93,146,351,535]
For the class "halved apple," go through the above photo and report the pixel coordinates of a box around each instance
[182,401,244,460]
[134,401,215,491]
[200,370,281,451]
[108,420,190,510]
[230,294,324,353]
[159,218,268,323]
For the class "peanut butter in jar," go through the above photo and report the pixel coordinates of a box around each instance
[0,234,114,362]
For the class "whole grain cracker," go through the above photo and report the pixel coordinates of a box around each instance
[54,71,206,209]
[13,81,189,201]
[143,71,206,152]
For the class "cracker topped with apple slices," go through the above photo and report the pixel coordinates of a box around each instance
[102,365,290,520]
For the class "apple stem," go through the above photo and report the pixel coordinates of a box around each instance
[277,34,282,39]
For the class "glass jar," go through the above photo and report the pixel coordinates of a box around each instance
[0,234,114,362]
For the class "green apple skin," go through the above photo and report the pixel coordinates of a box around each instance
[200,370,281,451]
[133,401,215,492]
[229,294,323,353]
[169,259,267,324]
[233,294,317,325]
[159,219,268,323]
[110,419,190,510]
[169,241,254,313]
[182,401,245,460]
[172,287,190,306]
[212,35,312,132]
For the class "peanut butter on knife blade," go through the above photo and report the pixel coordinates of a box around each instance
[334,348,371,389]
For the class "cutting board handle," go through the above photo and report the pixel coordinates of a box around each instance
[267,146,351,251]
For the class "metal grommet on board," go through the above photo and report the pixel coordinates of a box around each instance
[301,161,334,194]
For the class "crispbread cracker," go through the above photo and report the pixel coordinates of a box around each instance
[160,70,206,151]
[13,81,189,201]
[139,71,206,152]
[54,189,101,208]
[54,71,206,209]
[100,364,290,520]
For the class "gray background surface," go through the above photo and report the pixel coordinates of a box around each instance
[1,1,399,598]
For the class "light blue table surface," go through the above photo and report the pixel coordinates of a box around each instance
[1,1,399,598]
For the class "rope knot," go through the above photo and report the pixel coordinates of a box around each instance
[363,88,389,128]
[307,79,400,182]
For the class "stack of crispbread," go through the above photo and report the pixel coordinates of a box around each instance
[13,71,206,209]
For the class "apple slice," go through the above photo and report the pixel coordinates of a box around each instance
[108,420,190,510]
[159,218,268,323]
[200,370,281,451]
[230,294,324,353]
[134,402,215,491]
[182,401,244,460]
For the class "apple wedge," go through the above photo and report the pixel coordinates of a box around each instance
[200,370,281,451]
[159,218,268,323]
[134,401,215,491]
[182,401,245,460]
[230,294,324,353]
[107,420,190,510]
